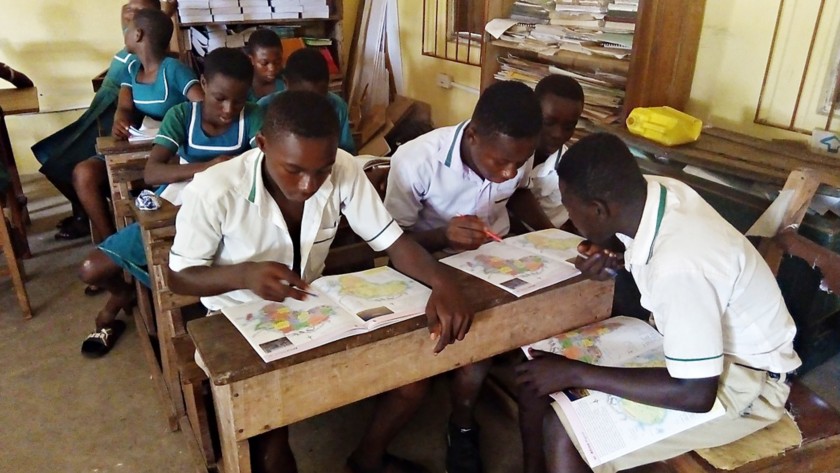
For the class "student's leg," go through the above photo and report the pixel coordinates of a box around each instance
[250,427,297,473]
[348,379,431,472]
[517,383,550,473]
[73,157,115,240]
[543,411,590,473]
[78,249,135,330]
[446,360,492,472]
[47,175,91,239]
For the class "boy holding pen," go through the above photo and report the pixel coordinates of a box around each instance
[384,80,552,473]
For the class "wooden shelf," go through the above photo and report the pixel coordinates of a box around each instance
[489,40,630,76]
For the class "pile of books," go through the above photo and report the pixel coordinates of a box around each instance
[178,0,331,24]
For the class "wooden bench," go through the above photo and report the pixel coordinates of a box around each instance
[0,212,31,318]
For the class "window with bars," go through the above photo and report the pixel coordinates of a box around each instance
[422,0,486,66]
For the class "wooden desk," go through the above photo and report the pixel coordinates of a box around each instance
[96,136,153,236]
[0,86,38,258]
[190,273,614,473]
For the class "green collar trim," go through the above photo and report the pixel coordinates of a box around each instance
[646,184,667,264]
[247,153,262,203]
[444,121,468,168]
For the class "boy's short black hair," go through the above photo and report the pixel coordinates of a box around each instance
[283,48,328,86]
[204,47,253,85]
[262,90,339,141]
[134,9,173,56]
[535,74,584,103]
[247,29,282,54]
[471,81,542,138]
[555,132,646,203]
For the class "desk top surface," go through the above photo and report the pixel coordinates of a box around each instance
[189,269,593,385]
[132,200,179,229]
[0,87,39,115]
[96,136,154,154]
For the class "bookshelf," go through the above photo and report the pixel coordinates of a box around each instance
[480,0,705,119]
[173,0,345,96]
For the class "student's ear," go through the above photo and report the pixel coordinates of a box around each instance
[592,199,611,221]
[199,75,207,91]
[134,27,144,44]
[462,124,477,146]
[255,132,267,152]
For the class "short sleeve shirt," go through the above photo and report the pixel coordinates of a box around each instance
[616,176,802,379]
[154,102,263,163]
[247,79,286,103]
[121,56,198,121]
[103,48,134,90]
[169,148,403,310]
[529,146,568,227]
[384,121,532,238]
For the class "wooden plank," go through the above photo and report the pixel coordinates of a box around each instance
[196,277,613,439]
[96,136,154,154]
[211,383,251,473]
[0,87,39,115]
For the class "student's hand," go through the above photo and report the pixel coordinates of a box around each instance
[515,349,583,397]
[425,270,474,354]
[575,241,622,281]
[446,215,489,251]
[112,117,131,140]
[241,261,310,302]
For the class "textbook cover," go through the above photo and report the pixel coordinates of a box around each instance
[222,266,431,363]
[440,229,582,297]
[524,317,726,468]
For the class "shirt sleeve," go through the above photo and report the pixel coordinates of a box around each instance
[169,180,224,272]
[650,270,726,379]
[120,60,137,88]
[338,155,403,252]
[153,103,188,151]
[169,60,199,97]
[244,104,264,148]
[383,145,429,229]
[256,91,280,111]
[104,52,131,87]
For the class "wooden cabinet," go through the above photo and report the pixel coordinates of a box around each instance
[480,0,705,116]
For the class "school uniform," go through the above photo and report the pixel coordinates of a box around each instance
[169,148,402,311]
[121,56,198,121]
[528,146,568,227]
[32,49,133,185]
[257,91,356,154]
[246,79,286,103]
[556,175,802,473]
[384,120,533,239]
[98,102,263,287]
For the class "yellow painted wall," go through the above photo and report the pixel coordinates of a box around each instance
[688,0,840,141]
[2,1,125,175]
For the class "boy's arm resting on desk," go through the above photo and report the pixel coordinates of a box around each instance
[112,86,135,140]
[508,188,554,231]
[516,354,720,413]
[385,235,474,354]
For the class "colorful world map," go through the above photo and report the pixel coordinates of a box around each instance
[246,302,335,334]
[524,233,582,251]
[613,397,667,425]
[468,254,545,277]
[544,321,625,364]
[337,275,408,300]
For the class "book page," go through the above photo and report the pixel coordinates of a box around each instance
[222,296,366,363]
[311,266,431,328]
[128,116,162,143]
[504,229,585,264]
[440,241,580,297]
[526,317,725,468]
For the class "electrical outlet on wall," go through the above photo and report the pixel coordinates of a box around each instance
[436,73,452,89]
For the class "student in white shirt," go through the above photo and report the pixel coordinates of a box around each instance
[385,81,553,473]
[168,91,473,473]
[516,133,802,473]
[528,75,584,229]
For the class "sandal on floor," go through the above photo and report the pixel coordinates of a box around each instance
[346,454,429,473]
[81,320,127,358]
[54,219,90,240]
[84,285,104,297]
[56,216,75,229]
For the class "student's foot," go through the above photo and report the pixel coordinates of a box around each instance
[56,216,75,229]
[54,217,90,240]
[445,422,483,473]
[346,453,429,473]
[81,320,127,358]
[83,285,104,296]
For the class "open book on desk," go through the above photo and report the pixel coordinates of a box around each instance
[128,117,161,144]
[222,266,432,363]
[524,316,725,468]
[440,229,583,297]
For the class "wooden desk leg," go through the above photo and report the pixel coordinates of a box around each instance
[212,383,251,473]
[0,216,31,318]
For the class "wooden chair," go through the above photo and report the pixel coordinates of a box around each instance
[0,212,31,319]
[0,105,30,258]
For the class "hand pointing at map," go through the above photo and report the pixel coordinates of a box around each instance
[243,261,312,302]
[447,215,492,251]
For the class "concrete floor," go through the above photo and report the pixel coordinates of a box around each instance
[1,176,838,473]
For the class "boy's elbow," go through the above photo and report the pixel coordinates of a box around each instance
[678,377,719,413]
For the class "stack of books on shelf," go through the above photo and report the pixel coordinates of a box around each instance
[178,0,331,24]
[486,0,638,124]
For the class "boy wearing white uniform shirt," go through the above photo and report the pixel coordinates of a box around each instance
[169,91,473,473]
[516,133,801,473]
[385,81,553,473]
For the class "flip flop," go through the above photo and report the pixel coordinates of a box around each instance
[81,320,127,358]
[346,454,429,473]
[55,220,90,240]
[84,285,105,297]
